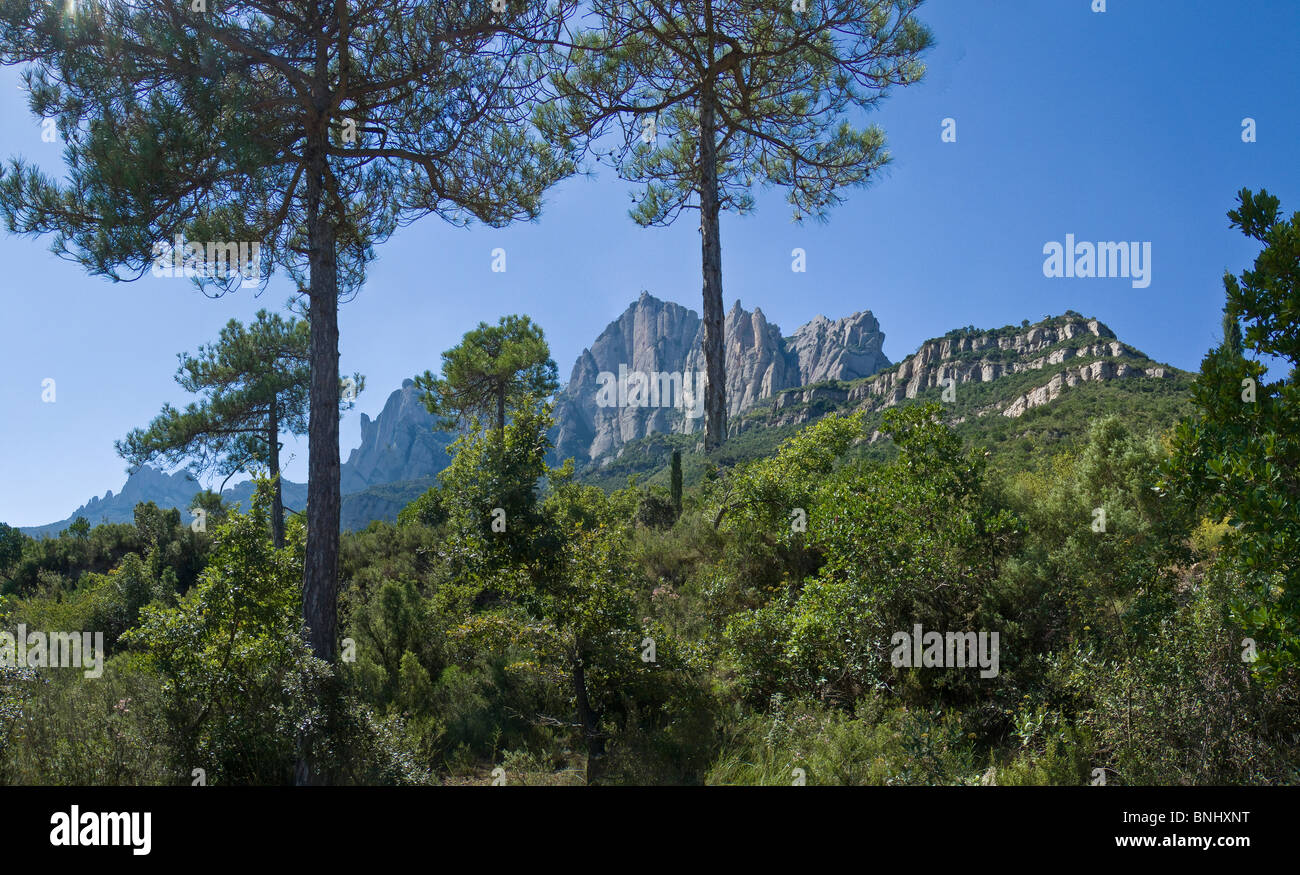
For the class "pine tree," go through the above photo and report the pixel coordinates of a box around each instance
[415,315,558,437]
[671,449,683,515]
[0,1,574,678]
[116,309,361,549]
[1222,304,1244,356]
[541,0,932,449]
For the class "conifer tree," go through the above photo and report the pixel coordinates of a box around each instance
[541,0,932,449]
[0,0,574,676]
[415,314,558,437]
[117,309,361,549]
[671,448,683,514]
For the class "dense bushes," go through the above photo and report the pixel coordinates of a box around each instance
[1,502,210,601]
[708,695,981,786]
[2,388,1297,784]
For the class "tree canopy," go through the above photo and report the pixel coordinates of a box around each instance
[1165,188,1300,677]
[415,314,559,436]
[116,308,362,548]
[540,0,932,449]
[0,0,575,686]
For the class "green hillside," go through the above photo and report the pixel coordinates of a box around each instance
[575,314,1195,491]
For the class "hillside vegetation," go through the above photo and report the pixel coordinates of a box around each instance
[1,371,1290,785]
[4,186,1297,786]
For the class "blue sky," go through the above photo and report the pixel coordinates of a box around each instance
[1,0,1297,526]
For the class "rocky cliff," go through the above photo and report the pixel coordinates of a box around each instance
[22,381,453,537]
[753,314,1172,433]
[553,292,890,463]
[340,379,452,495]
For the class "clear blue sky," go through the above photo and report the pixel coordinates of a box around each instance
[1,0,1297,526]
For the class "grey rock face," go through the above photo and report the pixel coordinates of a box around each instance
[24,380,454,537]
[340,379,452,495]
[787,311,890,387]
[553,292,704,461]
[757,314,1170,433]
[681,301,800,425]
[553,292,891,463]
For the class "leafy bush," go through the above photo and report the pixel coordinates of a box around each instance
[121,484,329,784]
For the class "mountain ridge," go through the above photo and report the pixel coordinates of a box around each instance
[20,381,450,538]
[751,312,1174,433]
[18,303,1188,536]
[552,291,891,463]
[573,310,1193,489]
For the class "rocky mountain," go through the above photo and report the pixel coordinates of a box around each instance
[575,311,1192,491]
[552,292,890,463]
[751,313,1172,432]
[21,380,452,537]
[340,379,453,495]
[22,466,210,538]
[20,304,1186,539]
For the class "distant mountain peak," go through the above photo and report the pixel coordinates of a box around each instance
[552,293,891,463]
[755,311,1179,434]
[23,382,452,537]
[340,381,450,495]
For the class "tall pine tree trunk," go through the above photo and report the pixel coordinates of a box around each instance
[302,127,340,667]
[698,84,726,451]
[268,401,285,550]
[296,110,341,787]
